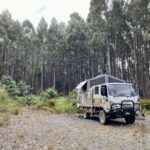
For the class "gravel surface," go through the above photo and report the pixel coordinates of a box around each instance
[0,108,150,150]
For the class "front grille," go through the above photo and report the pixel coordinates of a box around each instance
[122,101,133,109]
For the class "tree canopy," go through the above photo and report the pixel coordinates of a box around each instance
[0,0,150,97]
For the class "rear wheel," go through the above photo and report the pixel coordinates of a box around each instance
[99,109,108,125]
[125,115,135,124]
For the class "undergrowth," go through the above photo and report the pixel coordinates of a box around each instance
[0,86,20,126]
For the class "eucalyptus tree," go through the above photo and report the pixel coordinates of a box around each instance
[22,20,36,87]
[127,0,150,97]
[37,17,48,90]
[0,10,13,76]
[106,0,131,80]
[0,10,23,80]
[47,18,66,90]
[66,12,88,90]
[87,0,108,76]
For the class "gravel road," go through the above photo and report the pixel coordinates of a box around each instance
[0,108,150,150]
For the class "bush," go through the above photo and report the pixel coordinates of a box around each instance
[6,102,20,115]
[54,97,77,113]
[34,101,45,109]
[0,86,20,126]
[0,86,9,102]
[48,100,55,108]
[40,88,58,100]
[0,105,7,112]
[140,99,150,110]
[25,95,34,105]
[1,75,19,96]
[9,106,19,115]
[1,75,31,97]
[46,88,58,99]
[69,89,77,99]
[13,96,26,106]
[31,97,46,109]
[17,81,31,96]
[0,113,10,127]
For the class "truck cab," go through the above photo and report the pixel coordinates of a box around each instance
[92,83,140,124]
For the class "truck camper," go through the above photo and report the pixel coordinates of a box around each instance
[76,74,140,125]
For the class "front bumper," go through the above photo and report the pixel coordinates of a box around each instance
[109,101,140,117]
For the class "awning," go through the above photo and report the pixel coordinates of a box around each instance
[76,80,87,90]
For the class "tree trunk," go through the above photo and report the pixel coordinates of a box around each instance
[53,65,56,89]
[107,36,111,74]
[133,32,138,85]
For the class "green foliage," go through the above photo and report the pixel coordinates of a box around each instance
[40,88,58,100]
[13,96,27,106]
[0,113,10,127]
[1,75,19,96]
[0,86,20,126]
[140,99,150,110]
[54,97,76,113]
[31,96,46,109]
[17,81,31,96]
[45,88,58,99]
[48,100,55,108]
[69,89,77,99]
[0,85,9,101]
[31,94,77,114]
[1,75,30,97]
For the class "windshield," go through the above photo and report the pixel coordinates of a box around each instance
[108,84,136,97]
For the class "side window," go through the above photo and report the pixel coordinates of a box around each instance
[95,86,99,95]
[101,85,107,97]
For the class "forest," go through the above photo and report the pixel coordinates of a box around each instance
[0,0,150,98]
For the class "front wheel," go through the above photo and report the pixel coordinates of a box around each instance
[125,115,135,124]
[99,110,108,125]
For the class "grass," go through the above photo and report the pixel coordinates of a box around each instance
[0,87,20,127]
[0,102,20,127]
[0,113,10,126]
[140,99,150,108]
[54,97,76,113]
[31,94,77,114]
[140,99,150,114]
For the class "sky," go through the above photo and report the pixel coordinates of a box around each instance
[0,0,91,27]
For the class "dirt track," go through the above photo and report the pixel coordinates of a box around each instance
[0,108,150,150]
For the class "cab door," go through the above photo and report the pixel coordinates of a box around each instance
[100,85,108,106]
[93,86,101,107]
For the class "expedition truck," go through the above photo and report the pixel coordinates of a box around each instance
[76,74,140,125]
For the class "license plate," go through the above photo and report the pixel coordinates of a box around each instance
[125,112,130,115]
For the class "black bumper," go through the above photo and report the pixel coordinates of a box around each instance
[109,101,140,117]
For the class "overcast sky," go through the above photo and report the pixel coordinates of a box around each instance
[0,0,91,27]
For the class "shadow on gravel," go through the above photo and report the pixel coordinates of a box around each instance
[78,115,129,126]
[90,116,127,126]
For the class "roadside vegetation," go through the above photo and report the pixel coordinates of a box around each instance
[140,99,150,114]
[30,89,77,114]
[0,75,77,126]
[0,86,20,126]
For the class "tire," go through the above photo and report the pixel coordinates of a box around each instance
[99,109,108,125]
[125,115,135,124]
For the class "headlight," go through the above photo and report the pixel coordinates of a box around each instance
[112,104,121,109]
[134,103,140,110]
